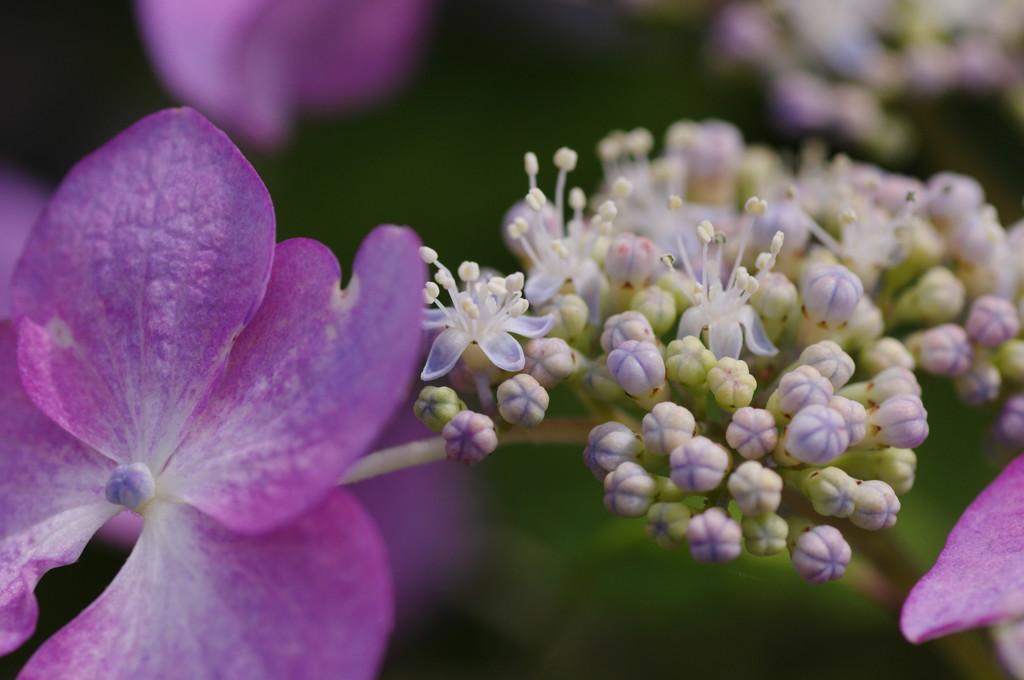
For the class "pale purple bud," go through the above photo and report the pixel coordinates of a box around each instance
[497,374,550,427]
[867,394,929,449]
[523,337,576,388]
[670,436,731,492]
[925,172,984,228]
[727,461,783,515]
[771,72,833,135]
[726,407,778,460]
[801,466,858,518]
[583,422,643,480]
[607,339,666,397]
[829,396,867,447]
[600,310,656,353]
[791,525,852,585]
[688,508,742,563]
[646,502,692,550]
[605,233,659,288]
[966,295,1020,348]
[800,264,864,329]
[603,462,657,518]
[850,480,900,530]
[711,3,777,64]
[642,402,696,457]
[875,174,924,215]
[799,341,855,390]
[752,200,811,255]
[955,361,1001,406]
[685,120,744,180]
[742,512,789,557]
[778,365,834,416]
[443,410,498,465]
[784,404,850,465]
[994,395,1024,448]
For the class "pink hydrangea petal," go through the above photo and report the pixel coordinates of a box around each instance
[0,323,118,654]
[20,489,392,680]
[137,0,434,148]
[901,454,1024,642]
[0,163,49,317]
[164,228,424,534]
[11,108,275,467]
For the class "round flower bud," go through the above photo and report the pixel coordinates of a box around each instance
[414,386,468,432]
[707,357,757,412]
[604,462,657,518]
[866,394,929,449]
[646,502,692,550]
[850,480,900,530]
[524,337,576,387]
[784,404,850,465]
[670,436,731,492]
[630,286,678,336]
[994,340,1024,382]
[642,402,696,457]
[497,374,550,427]
[583,422,643,480]
[917,323,970,376]
[665,336,717,388]
[541,294,589,345]
[861,337,915,375]
[799,341,855,390]
[894,267,965,325]
[688,508,743,563]
[994,395,1024,449]
[750,272,798,337]
[966,295,1021,348]
[742,512,789,557]
[442,410,498,465]
[601,311,656,352]
[828,395,867,447]
[800,264,863,329]
[800,466,858,518]
[791,525,852,585]
[955,361,1001,406]
[605,233,660,289]
[607,340,667,399]
[777,365,834,416]
[726,407,778,460]
[728,461,783,516]
[925,171,984,229]
[582,357,627,403]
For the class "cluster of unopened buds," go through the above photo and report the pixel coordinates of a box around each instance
[411,117,1024,585]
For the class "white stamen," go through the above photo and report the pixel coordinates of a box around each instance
[419,246,438,264]
[613,177,634,200]
[569,187,586,212]
[525,152,539,177]
[554,147,578,171]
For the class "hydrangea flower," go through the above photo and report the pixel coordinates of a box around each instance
[137,0,436,147]
[0,108,424,678]
[420,248,554,381]
[901,454,1024,676]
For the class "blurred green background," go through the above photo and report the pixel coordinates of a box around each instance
[1,1,1019,678]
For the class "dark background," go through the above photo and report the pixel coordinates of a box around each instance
[1,1,1018,677]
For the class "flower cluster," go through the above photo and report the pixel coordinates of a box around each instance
[414,117,1024,591]
[702,0,1024,153]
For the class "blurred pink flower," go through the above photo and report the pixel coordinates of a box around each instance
[137,0,436,148]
